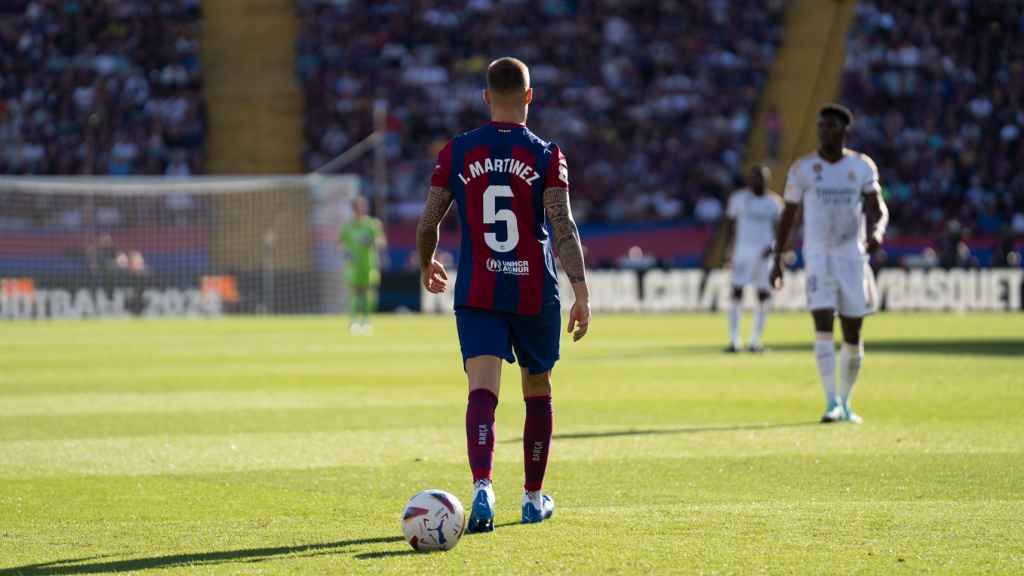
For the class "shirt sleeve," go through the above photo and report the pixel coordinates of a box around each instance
[544,144,569,190]
[860,154,881,195]
[429,140,453,189]
[782,161,805,203]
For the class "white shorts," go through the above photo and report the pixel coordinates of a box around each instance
[804,253,877,317]
[731,254,773,292]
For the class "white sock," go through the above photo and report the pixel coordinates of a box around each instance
[839,341,864,406]
[814,332,836,406]
[750,300,769,346]
[728,303,741,348]
[524,490,543,507]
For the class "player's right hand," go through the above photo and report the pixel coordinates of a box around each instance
[567,299,590,342]
[422,259,448,293]
[769,258,784,290]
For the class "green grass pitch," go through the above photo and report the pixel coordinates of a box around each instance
[1,313,1022,575]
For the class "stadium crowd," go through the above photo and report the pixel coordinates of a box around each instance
[296,0,787,224]
[0,0,205,177]
[842,0,1024,238]
[0,0,1018,269]
[0,0,205,230]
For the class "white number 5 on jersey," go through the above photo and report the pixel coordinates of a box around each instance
[483,185,519,253]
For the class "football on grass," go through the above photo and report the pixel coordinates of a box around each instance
[400,490,465,552]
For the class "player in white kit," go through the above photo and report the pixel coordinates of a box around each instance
[771,104,888,424]
[722,165,781,352]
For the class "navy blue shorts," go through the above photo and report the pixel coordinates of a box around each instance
[455,304,561,375]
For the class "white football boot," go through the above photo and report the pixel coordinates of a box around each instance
[521,491,554,524]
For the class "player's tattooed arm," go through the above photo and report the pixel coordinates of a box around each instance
[543,186,586,284]
[416,186,453,270]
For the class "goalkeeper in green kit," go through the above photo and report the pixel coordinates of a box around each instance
[339,196,386,334]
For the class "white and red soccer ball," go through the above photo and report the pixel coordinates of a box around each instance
[400,490,465,552]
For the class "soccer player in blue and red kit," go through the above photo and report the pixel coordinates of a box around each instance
[417,57,591,531]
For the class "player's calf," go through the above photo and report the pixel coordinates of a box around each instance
[748,290,771,351]
[727,286,743,351]
[813,327,839,421]
[523,394,553,495]
[838,318,865,423]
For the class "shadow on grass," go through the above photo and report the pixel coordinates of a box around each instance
[583,345,719,360]
[589,338,1024,360]
[352,549,420,560]
[768,339,1024,357]
[353,520,521,560]
[0,536,404,575]
[499,421,817,444]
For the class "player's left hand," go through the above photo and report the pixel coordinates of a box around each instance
[567,299,590,342]
[769,258,784,290]
[422,259,448,293]
[866,235,882,255]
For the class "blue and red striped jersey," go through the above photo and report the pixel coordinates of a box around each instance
[431,121,567,315]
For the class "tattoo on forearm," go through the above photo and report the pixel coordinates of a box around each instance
[416,186,452,270]
[543,187,586,284]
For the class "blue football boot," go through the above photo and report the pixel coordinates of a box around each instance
[466,479,495,533]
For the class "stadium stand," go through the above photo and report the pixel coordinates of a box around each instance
[0,0,205,178]
[296,0,787,225]
[0,0,208,279]
[842,0,1024,239]
[3,1,1019,271]
[0,0,207,236]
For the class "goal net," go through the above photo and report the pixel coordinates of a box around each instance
[0,175,359,320]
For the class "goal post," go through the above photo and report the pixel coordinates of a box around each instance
[0,175,359,320]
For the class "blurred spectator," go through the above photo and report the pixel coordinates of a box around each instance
[763,104,782,162]
[902,246,936,269]
[938,224,980,269]
[842,1,1024,238]
[694,192,724,225]
[992,228,1021,268]
[116,249,147,275]
[937,220,965,268]
[296,0,787,223]
[1013,211,1024,235]
[955,242,980,269]
[617,245,657,271]
[85,234,119,272]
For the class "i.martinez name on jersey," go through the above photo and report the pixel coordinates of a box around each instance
[431,121,568,315]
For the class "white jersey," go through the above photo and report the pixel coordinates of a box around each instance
[783,149,881,258]
[727,188,782,259]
